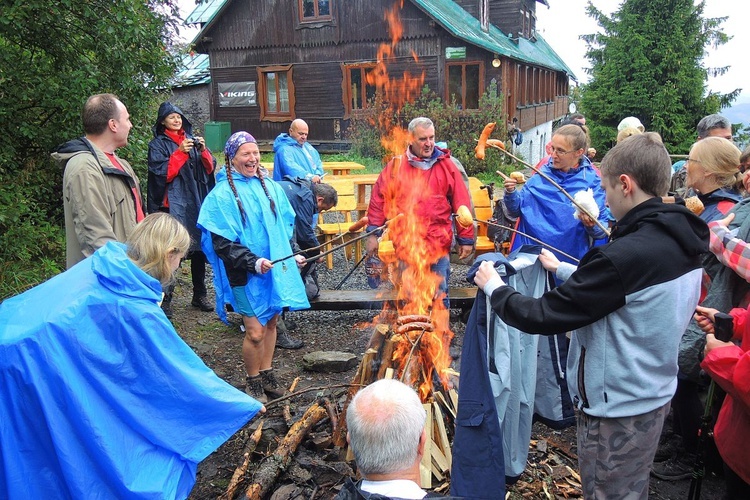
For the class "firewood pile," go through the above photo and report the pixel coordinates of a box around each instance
[217,315,583,500]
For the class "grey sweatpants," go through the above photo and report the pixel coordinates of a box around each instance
[577,402,670,499]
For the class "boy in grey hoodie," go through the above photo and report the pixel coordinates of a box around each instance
[474,132,709,499]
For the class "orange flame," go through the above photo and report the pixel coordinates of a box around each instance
[368,1,453,401]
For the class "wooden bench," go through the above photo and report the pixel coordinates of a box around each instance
[316,178,363,269]
[322,161,367,176]
[307,287,477,311]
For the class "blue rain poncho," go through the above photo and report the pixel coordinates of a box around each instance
[0,242,262,499]
[197,168,309,325]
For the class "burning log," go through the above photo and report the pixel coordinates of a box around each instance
[376,337,396,379]
[243,402,328,500]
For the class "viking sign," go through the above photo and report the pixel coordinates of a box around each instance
[218,82,257,107]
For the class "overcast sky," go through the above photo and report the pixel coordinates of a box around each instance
[177,0,746,104]
[536,0,747,104]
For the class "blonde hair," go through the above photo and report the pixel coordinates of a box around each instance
[689,137,742,190]
[126,213,190,286]
[617,127,642,143]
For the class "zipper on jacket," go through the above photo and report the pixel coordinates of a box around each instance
[577,346,590,409]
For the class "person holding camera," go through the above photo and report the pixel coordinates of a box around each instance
[147,102,216,317]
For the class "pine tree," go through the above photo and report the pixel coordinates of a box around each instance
[580,0,739,154]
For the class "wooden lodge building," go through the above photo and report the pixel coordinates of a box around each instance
[184,0,575,164]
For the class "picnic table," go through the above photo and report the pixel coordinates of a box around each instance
[257,161,366,177]
[322,161,366,176]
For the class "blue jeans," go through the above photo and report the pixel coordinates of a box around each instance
[432,255,451,309]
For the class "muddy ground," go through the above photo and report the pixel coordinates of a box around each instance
[170,254,727,500]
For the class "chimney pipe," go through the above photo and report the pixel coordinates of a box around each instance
[480,0,489,32]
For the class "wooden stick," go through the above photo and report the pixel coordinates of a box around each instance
[271,214,404,265]
[474,218,581,263]
[265,383,358,410]
[220,421,264,500]
[485,142,611,236]
[432,401,452,465]
[495,170,512,182]
[376,338,396,379]
[420,403,433,488]
[288,376,300,393]
[244,403,328,500]
[399,329,426,384]
[322,397,339,435]
[359,348,378,386]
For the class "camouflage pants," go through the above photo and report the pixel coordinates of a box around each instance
[577,402,670,499]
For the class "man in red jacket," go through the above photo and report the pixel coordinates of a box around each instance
[364,117,474,308]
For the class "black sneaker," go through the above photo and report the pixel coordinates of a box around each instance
[191,295,214,312]
[275,331,303,349]
[653,434,683,462]
[245,375,268,404]
[260,369,286,400]
[651,453,697,481]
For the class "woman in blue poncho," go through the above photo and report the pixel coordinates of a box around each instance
[198,131,309,403]
[0,213,263,499]
[502,123,610,266]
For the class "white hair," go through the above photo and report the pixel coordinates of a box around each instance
[408,117,434,133]
[347,379,426,476]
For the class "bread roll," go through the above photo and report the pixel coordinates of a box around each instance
[456,205,473,228]
[684,196,704,215]
[510,171,526,184]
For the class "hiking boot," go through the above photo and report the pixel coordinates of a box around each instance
[260,369,286,400]
[245,375,268,404]
[275,331,303,349]
[161,294,173,319]
[191,295,214,312]
[651,453,697,481]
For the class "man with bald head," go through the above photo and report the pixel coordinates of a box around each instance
[335,379,446,499]
[273,119,324,183]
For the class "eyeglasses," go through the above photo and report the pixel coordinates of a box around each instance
[686,158,702,163]
[550,147,577,156]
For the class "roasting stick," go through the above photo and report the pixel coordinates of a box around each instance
[495,170,512,182]
[477,134,610,237]
[475,218,580,263]
[271,214,404,265]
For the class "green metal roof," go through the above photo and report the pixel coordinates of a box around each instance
[183,0,573,77]
[409,0,574,77]
[172,53,211,88]
[185,0,227,25]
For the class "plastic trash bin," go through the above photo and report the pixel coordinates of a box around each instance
[204,121,232,152]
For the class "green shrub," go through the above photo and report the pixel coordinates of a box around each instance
[347,81,515,177]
